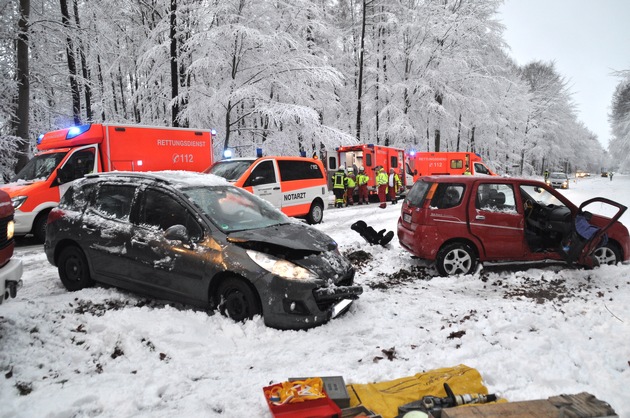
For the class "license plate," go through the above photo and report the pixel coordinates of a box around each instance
[403,213,412,223]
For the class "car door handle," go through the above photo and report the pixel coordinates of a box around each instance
[273,187,280,190]
[476,215,486,220]
[131,237,149,247]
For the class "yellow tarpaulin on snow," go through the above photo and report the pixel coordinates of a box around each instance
[346,364,490,418]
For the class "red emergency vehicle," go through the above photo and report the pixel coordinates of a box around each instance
[0,189,23,304]
[407,151,496,181]
[1,124,214,241]
[326,144,413,196]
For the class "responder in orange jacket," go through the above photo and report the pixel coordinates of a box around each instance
[388,168,402,204]
[332,166,346,208]
[356,167,370,205]
[345,168,356,206]
[376,166,389,209]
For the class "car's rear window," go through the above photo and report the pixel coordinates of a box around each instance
[405,180,431,207]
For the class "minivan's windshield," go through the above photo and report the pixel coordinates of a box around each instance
[205,160,255,182]
[12,152,67,182]
[520,185,566,207]
[183,185,288,232]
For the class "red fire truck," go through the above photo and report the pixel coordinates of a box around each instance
[326,144,414,196]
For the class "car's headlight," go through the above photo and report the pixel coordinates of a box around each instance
[246,250,319,281]
[7,220,14,240]
[11,196,27,209]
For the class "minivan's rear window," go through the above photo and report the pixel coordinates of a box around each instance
[405,180,431,207]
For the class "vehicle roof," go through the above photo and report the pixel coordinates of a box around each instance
[417,175,547,186]
[83,170,229,188]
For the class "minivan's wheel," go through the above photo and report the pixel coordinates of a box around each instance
[217,277,261,322]
[593,243,621,266]
[436,242,478,276]
[306,201,324,224]
[33,211,49,243]
[58,246,94,291]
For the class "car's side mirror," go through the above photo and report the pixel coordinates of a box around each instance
[164,224,190,243]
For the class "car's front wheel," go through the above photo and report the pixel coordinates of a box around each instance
[436,242,478,276]
[593,243,621,265]
[306,201,324,224]
[58,246,94,291]
[217,277,262,322]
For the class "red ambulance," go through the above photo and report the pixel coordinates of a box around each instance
[1,124,213,241]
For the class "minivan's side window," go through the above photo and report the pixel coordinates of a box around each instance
[140,189,202,240]
[94,185,135,220]
[244,160,276,186]
[476,184,516,212]
[432,184,464,209]
[278,160,324,181]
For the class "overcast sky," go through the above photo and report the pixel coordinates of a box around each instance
[497,0,630,149]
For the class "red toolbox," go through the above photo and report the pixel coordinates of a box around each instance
[263,380,342,418]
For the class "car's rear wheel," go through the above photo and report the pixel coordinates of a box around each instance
[58,246,94,291]
[593,243,621,265]
[436,242,478,276]
[306,201,324,224]
[217,277,262,322]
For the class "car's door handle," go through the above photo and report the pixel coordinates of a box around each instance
[273,187,280,190]
[476,215,485,220]
[131,237,149,247]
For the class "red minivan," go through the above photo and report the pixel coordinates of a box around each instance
[1,189,23,304]
[397,176,629,276]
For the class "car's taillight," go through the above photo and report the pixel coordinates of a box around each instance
[47,209,65,224]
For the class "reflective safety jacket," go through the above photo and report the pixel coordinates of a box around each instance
[345,174,356,188]
[376,171,388,186]
[333,171,346,189]
[357,173,369,186]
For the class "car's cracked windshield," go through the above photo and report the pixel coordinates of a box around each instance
[182,186,289,232]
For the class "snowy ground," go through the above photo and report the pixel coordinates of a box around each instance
[1,174,629,417]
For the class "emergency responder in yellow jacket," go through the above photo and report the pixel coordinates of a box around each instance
[332,166,346,208]
[388,168,402,204]
[376,166,389,209]
[356,167,370,205]
[345,168,356,206]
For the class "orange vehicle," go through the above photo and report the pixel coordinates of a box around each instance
[407,151,496,181]
[205,156,328,224]
[1,124,213,241]
[326,144,414,196]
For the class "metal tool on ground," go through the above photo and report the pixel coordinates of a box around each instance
[396,383,497,418]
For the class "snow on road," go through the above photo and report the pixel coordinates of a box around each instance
[1,174,629,417]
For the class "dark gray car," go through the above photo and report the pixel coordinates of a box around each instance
[44,171,361,330]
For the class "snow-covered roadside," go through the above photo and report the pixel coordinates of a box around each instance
[1,175,629,417]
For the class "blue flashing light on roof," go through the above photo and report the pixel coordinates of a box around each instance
[37,134,44,145]
[256,148,263,158]
[211,129,217,135]
[223,149,233,159]
[66,124,92,139]
[409,150,417,157]
[300,151,306,157]
[367,144,375,148]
